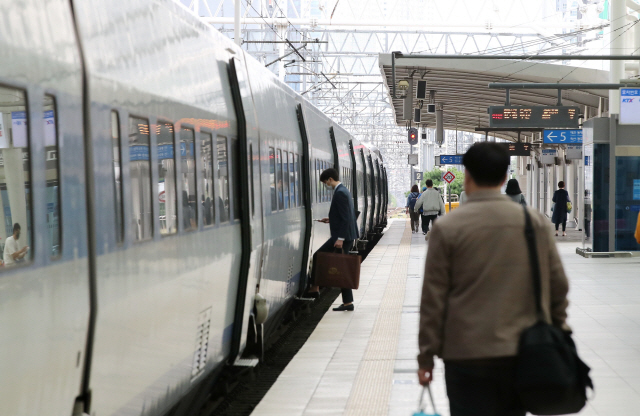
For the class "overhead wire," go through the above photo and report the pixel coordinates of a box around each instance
[485,16,639,81]
[557,18,640,82]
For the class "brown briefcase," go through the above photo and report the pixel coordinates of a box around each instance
[314,250,361,290]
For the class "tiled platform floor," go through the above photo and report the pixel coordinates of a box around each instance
[251,219,640,416]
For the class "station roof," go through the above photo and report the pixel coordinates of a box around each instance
[379,54,610,140]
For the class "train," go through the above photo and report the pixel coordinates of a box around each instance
[0,0,388,415]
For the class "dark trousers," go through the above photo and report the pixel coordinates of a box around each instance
[314,238,354,304]
[584,219,591,238]
[555,221,566,232]
[421,214,437,233]
[409,211,420,232]
[445,358,525,416]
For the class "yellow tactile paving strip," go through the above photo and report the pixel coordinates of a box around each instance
[343,221,412,416]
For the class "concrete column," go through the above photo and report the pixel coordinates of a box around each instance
[543,165,549,215]
[562,149,567,183]
[609,0,627,114]
[537,161,542,211]
[526,159,533,206]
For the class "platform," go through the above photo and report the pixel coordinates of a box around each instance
[251,219,640,416]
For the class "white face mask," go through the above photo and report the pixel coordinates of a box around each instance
[324,183,333,190]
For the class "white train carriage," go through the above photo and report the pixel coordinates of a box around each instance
[0,0,388,415]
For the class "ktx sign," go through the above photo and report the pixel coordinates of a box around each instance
[543,129,582,144]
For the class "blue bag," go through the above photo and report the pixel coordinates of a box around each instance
[412,385,440,416]
[408,192,419,210]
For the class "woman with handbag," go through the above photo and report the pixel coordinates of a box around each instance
[552,181,570,237]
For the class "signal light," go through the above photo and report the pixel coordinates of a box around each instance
[407,127,418,145]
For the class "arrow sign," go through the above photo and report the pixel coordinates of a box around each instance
[543,129,582,144]
[439,155,464,165]
[443,171,456,184]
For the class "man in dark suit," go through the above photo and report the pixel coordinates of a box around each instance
[309,168,359,311]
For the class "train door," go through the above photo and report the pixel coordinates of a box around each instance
[367,155,375,232]
[382,167,388,224]
[295,104,313,297]
[329,127,339,171]
[375,160,382,225]
[228,57,264,362]
[348,140,358,216]
[360,149,369,237]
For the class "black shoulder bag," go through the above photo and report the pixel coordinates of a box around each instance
[516,206,593,415]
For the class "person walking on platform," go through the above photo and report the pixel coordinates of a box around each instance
[406,185,421,233]
[459,189,468,205]
[308,168,359,311]
[416,143,570,416]
[505,178,526,206]
[414,179,445,238]
[552,181,570,237]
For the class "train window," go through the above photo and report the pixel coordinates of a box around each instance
[343,168,346,190]
[111,111,124,243]
[315,159,319,203]
[276,149,283,210]
[319,160,324,202]
[323,161,327,202]
[249,144,255,216]
[43,95,61,258]
[289,152,295,208]
[312,159,316,203]
[295,154,301,207]
[129,116,153,242]
[0,87,31,267]
[157,121,177,235]
[344,168,348,191]
[180,128,197,231]
[200,131,215,226]
[318,160,322,203]
[38,95,61,257]
[325,161,329,201]
[283,152,289,210]
[269,147,276,212]
[230,137,241,221]
[217,136,230,222]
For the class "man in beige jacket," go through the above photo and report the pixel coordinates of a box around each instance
[417,143,570,416]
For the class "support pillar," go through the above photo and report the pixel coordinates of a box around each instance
[234,0,241,46]
[609,0,627,114]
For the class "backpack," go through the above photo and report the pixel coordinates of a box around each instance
[408,192,419,210]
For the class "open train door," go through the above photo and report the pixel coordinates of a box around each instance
[227,57,264,363]
[295,104,313,298]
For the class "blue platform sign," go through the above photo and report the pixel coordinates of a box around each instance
[543,129,582,144]
[440,155,463,165]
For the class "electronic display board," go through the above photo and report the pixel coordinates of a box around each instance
[488,106,580,128]
[498,142,532,156]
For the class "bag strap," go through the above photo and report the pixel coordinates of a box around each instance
[523,206,545,321]
[417,385,438,414]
